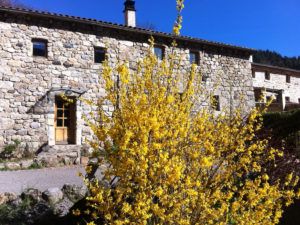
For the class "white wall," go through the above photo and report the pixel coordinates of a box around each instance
[253,71,300,103]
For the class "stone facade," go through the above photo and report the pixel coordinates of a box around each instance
[0,7,254,164]
[252,63,300,111]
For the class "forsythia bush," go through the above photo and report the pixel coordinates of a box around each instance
[80,1,299,224]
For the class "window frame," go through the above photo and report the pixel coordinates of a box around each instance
[32,38,48,58]
[265,71,270,80]
[286,75,291,83]
[189,50,200,65]
[252,69,256,78]
[266,96,272,102]
[212,95,221,111]
[154,45,165,60]
[94,47,106,64]
[285,96,290,103]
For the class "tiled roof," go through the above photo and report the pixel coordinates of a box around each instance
[252,63,300,75]
[0,5,254,53]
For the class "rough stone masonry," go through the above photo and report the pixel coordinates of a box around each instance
[0,6,255,166]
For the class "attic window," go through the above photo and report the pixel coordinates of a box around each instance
[265,71,270,80]
[154,45,164,60]
[32,39,47,57]
[189,51,199,65]
[252,69,256,78]
[286,75,291,83]
[212,95,220,111]
[266,96,272,102]
[285,96,290,103]
[94,47,106,63]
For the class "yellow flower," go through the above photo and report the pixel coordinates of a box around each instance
[81,0,299,223]
[72,209,81,216]
[86,222,95,225]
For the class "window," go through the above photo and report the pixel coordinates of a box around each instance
[285,96,290,103]
[265,71,270,80]
[252,69,256,78]
[189,51,199,65]
[202,74,208,82]
[266,96,272,102]
[212,95,220,111]
[32,39,47,57]
[154,45,164,60]
[94,47,106,63]
[276,94,280,103]
[254,89,262,102]
[286,75,291,83]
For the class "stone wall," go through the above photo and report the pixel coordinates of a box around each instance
[0,13,254,160]
[253,71,300,104]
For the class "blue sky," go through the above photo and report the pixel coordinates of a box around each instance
[20,0,300,57]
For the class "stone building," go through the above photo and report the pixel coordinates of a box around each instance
[252,63,300,112]
[0,1,255,165]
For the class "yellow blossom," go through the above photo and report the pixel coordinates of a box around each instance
[79,0,299,224]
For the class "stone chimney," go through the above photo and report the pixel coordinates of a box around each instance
[124,0,136,27]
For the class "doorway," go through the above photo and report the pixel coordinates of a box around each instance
[54,96,76,145]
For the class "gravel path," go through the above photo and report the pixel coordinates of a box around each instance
[0,166,87,194]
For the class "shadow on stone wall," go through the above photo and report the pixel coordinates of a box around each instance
[26,93,49,115]
[35,143,48,155]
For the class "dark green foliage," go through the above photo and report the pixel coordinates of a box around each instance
[0,0,30,8]
[0,198,31,225]
[27,162,42,170]
[0,194,92,225]
[0,139,21,159]
[254,50,300,70]
[0,196,63,225]
[263,109,300,138]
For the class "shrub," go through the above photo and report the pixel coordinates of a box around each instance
[78,1,300,224]
[0,139,21,160]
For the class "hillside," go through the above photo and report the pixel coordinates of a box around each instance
[254,50,300,70]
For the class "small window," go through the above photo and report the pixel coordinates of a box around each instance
[32,39,47,57]
[189,51,199,65]
[286,75,291,83]
[276,94,280,103]
[285,97,290,103]
[266,96,272,102]
[154,45,164,60]
[265,71,270,80]
[254,89,262,102]
[94,47,106,63]
[252,70,256,78]
[212,95,220,111]
[202,75,208,82]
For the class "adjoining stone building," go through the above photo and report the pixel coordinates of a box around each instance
[0,1,255,165]
[252,63,300,112]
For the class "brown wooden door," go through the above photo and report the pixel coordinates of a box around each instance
[55,97,76,144]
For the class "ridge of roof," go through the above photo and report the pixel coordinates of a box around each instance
[0,5,254,53]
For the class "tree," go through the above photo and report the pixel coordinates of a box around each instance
[76,1,300,224]
[253,50,300,70]
[261,110,300,184]
[0,0,29,8]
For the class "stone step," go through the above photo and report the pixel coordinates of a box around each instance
[36,145,82,167]
[42,145,81,153]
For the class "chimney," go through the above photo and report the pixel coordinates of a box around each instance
[124,0,136,27]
